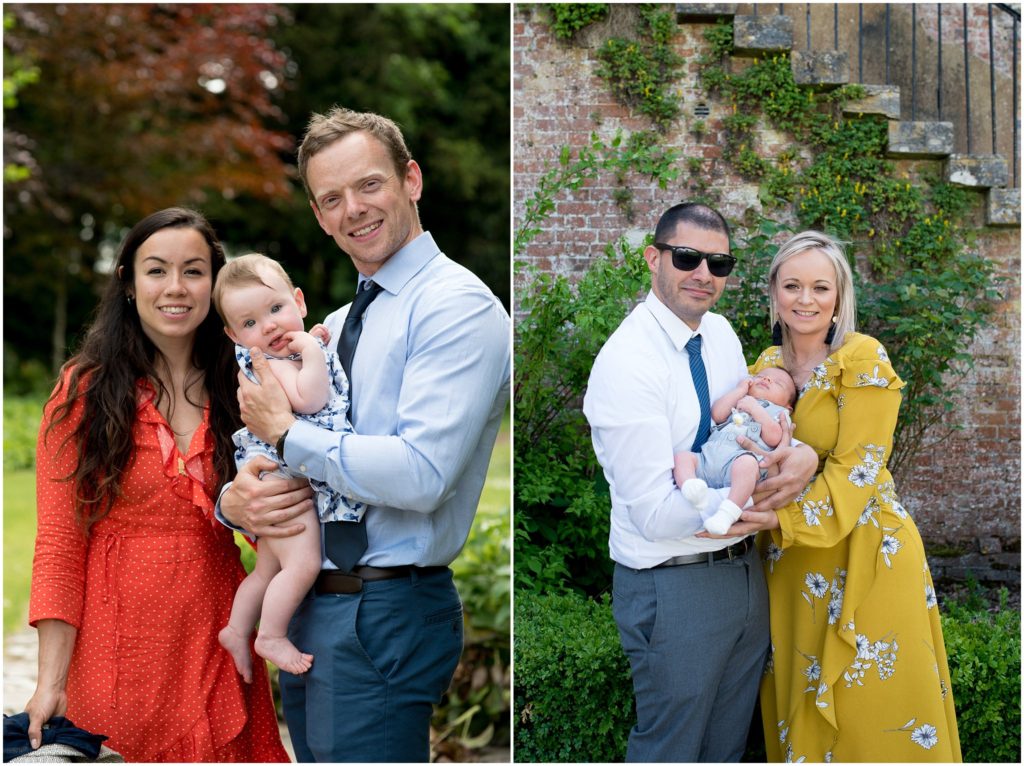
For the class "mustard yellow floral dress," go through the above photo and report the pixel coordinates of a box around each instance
[752,332,961,762]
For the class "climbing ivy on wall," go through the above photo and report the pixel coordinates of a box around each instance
[699,20,1001,478]
[594,4,683,130]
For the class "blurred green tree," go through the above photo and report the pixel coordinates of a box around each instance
[202,2,511,327]
[4,4,510,389]
[3,3,293,382]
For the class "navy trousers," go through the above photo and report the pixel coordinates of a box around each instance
[612,545,770,762]
[280,568,464,762]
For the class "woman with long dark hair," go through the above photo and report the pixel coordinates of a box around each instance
[25,208,288,762]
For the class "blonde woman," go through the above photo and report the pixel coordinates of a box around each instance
[715,231,961,761]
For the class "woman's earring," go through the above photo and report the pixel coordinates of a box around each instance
[824,315,837,345]
[126,294,134,304]
[772,321,783,346]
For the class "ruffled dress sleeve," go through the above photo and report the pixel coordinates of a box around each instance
[755,335,905,550]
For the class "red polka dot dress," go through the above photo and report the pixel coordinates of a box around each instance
[30,375,289,762]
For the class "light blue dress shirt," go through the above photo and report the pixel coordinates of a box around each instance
[221,231,510,568]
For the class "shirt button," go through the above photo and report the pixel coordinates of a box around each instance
[299,464,308,473]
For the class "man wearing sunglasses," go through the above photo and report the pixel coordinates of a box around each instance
[583,202,817,762]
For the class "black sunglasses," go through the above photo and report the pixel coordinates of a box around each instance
[655,243,737,277]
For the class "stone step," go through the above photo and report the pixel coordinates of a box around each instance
[842,84,902,120]
[886,121,954,158]
[986,187,1021,227]
[790,49,849,89]
[732,14,793,56]
[945,154,1009,189]
[675,3,737,23]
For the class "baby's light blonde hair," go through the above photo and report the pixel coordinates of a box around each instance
[212,253,296,326]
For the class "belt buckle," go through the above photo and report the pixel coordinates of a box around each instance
[319,571,363,594]
[335,573,363,593]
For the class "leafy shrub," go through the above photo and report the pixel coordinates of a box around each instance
[434,503,512,755]
[514,590,632,762]
[514,237,649,594]
[942,588,1021,763]
[4,395,44,471]
[546,3,609,39]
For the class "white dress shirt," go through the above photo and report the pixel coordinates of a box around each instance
[583,290,749,569]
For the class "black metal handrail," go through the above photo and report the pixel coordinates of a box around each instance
[739,3,1021,188]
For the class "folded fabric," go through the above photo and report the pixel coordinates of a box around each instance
[3,714,110,762]
[8,742,123,763]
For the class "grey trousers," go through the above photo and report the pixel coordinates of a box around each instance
[612,545,770,762]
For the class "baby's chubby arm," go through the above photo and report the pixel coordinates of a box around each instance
[274,331,330,415]
[736,395,786,446]
[710,377,753,424]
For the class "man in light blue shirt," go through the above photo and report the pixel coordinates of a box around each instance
[219,107,510,762]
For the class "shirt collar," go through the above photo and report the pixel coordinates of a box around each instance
[356,231,439,296]
[642,290,709,352]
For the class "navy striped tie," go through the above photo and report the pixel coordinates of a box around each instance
[686,334,711,451]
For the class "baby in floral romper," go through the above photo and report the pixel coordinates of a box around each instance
[213,253,364,680]
[674,367,798,535]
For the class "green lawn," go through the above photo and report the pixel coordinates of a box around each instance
[5,413,511,640]
[3,469,36,635]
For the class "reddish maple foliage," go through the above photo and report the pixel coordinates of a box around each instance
[6,3,294,218]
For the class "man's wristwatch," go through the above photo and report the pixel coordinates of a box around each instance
[275,428,289,460]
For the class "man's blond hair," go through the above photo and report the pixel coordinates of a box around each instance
[298,106,412,202]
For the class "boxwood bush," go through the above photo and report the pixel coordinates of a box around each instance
[942,588,1021,763]
[514,587,1020,763]
[513,590,632,762]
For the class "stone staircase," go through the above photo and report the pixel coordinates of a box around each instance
[676,3,1021,227]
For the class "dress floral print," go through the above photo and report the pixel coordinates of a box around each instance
[753,333,961,761]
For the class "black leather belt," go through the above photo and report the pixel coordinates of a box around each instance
[314,565,448,594]
[655,536,754,568]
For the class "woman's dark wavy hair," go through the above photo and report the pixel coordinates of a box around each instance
[45,207,242,531]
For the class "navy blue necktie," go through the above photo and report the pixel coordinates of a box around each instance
[686,334,712,451]
[337,280,384,410]
[325,280,383,572]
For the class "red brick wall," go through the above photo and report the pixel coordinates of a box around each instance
[513,4,1021,549]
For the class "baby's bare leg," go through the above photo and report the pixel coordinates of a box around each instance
[726,454,759,509]
[254,508,321,675]
[673,451,699,486]
[220,548,280,683]
[674,451,709,510]
[704,454,760,535]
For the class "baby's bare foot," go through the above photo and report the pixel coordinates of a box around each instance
[219,625,254,684]
[255,634,314,675]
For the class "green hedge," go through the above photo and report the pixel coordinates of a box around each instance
[514,589,1020,763]
[513,590,632,762]
[941,589,1021,763]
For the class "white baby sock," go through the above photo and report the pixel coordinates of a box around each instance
[681,478,709,511]
[704,498,743,536]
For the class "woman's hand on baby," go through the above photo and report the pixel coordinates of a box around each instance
[738,415,818,513]
[695,507,780,538]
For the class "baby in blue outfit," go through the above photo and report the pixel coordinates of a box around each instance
[212,253,363,681]
[674,367,797,535]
